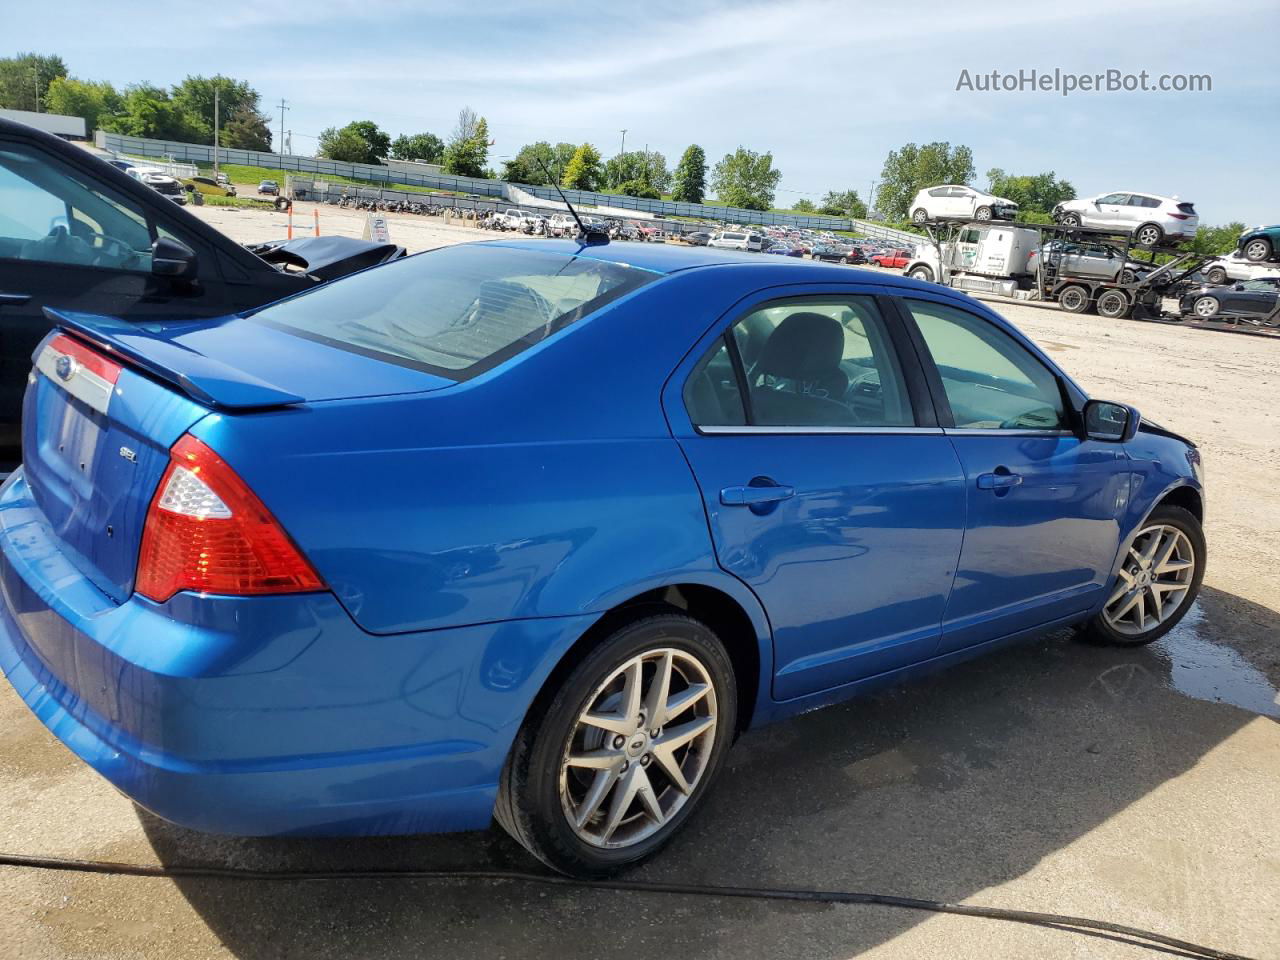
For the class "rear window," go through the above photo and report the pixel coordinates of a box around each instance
[249,244,656,380]
[1177,202,1197,214]
[723,232,746,241]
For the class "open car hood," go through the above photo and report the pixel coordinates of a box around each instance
[246,235,407,282]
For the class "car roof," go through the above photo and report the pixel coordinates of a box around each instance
[479,238,935,288]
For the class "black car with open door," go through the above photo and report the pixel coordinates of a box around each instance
[0,118,401,471]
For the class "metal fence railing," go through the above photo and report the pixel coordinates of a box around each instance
[97,131,921,244]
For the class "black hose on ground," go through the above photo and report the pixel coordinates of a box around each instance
[0,852,1255,960]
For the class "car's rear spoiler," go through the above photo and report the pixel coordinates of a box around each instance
[44,309,304,411]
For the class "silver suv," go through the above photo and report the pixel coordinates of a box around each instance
[1053,192,1199,247]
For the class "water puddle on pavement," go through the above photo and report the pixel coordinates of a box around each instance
[1152,604,1280,718]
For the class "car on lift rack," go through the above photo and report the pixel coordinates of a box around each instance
[1180,277,1280,322]
[1236,224,1280,263]
[1201,250,1280,285]
[910,185,1019,224]
[1053,192,1199,248]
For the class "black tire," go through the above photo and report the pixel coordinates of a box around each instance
[908,265,934,282]
[1058,285,1090,314]
[495,613,737,877]
[1204,267,1228,285]
[1097,289,1131,319]
[974,205,992,221]
[1192,295,1220,319]
[1134,223,1163,247]
[911,208,928,224]
[1243,237,1273,262]
[1079,505,1205,647]
[1060,213,1082,228]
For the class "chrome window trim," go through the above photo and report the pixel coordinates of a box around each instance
[943,428,1075,437]
[695,425,944,436]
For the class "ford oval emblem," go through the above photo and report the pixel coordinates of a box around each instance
[54,355,74,381]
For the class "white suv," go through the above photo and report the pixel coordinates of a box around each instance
[707,230,763,252]
[910,185,1018,223]
[1053,192,1199,247]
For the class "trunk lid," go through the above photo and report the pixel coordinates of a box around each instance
[24,311,453,603]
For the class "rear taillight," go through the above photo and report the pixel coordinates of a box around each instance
[1168,213,1191,220]
[136,434,324,603]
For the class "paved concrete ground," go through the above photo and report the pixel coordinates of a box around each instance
[1,208,1277,959]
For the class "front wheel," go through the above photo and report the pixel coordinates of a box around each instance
[1193,296,1220,318]
[974,205,992,221]
[496,614,736,877]
[1204,267,1228,285]
[1081,506,1205,646]
[1059,212,1082,228]
[1244,237,1273,262]
[908,265,935,282]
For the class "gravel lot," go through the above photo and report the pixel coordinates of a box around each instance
[1,203,1277,960]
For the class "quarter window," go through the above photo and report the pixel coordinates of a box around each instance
[906,300,1068,431]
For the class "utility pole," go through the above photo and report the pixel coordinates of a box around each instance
[619,129,626,157]
[31,66,40,112]
[213,86,220,176]
[277,98,289,155]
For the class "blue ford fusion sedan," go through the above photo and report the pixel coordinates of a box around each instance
[0,239,1205,876]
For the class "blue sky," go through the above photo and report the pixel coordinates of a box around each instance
[10,0,1280,224]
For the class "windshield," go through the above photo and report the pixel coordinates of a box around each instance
[250,244,657,380]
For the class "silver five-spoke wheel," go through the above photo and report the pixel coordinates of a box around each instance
[560,648,717,848]
[1102,523,1196,637]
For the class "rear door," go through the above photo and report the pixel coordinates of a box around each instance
[666,287,966,700]
[898,295,1130,650]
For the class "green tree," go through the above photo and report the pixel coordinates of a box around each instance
[170,74,261,142]
[390,132,444,163]
[670,144,706,204]
[103,84,204,141]
[561,143,604,191]
[43,76,123,132]
[711,147,782,211]
[876,141,975,220]
[605,150,669,192]
[817,189,867,219]
[619,179,660,199]
[0,52,67,111]
[1186,222,1245,256]
[318,120,391,164]
[442,107,490,178]
[220,105,272,151]
[792,199,816,213]
[984,168,1075,214]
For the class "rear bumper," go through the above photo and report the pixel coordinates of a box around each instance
[0,469,595,836]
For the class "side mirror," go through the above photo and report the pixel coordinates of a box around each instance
[152,235,198,280]
[1083,399,1140,442]
[1233,283,1246,291]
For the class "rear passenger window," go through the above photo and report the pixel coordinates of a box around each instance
[688,296,914,429]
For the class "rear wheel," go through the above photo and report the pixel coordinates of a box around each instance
[1244,237,1273,262]
[1081,506,1204,646]
[1058,285,1090,314]
[1135,223,1163,247]
[496,614,736,877]
[1097,289,1131,319]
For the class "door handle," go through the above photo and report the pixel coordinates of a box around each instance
[0,292,32,307]
[720,484,795,506]
[977,471,1023,490]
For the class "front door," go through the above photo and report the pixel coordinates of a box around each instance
[666,290,967,700]
[899,296,1131,650]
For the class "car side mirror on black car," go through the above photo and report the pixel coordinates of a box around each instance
[152,236,198,280]
[1083,399,1140,442]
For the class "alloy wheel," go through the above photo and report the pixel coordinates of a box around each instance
[559,648,718,849]
[1136,226,1161,246]
[1194,296,1220,318]
[1245,239,1271,261]
[1102,523,1196,637]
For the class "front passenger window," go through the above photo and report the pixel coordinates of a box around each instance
[906,300,1068,431]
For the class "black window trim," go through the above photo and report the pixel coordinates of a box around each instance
[887,293,1079,437]
[683,290,939,436]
